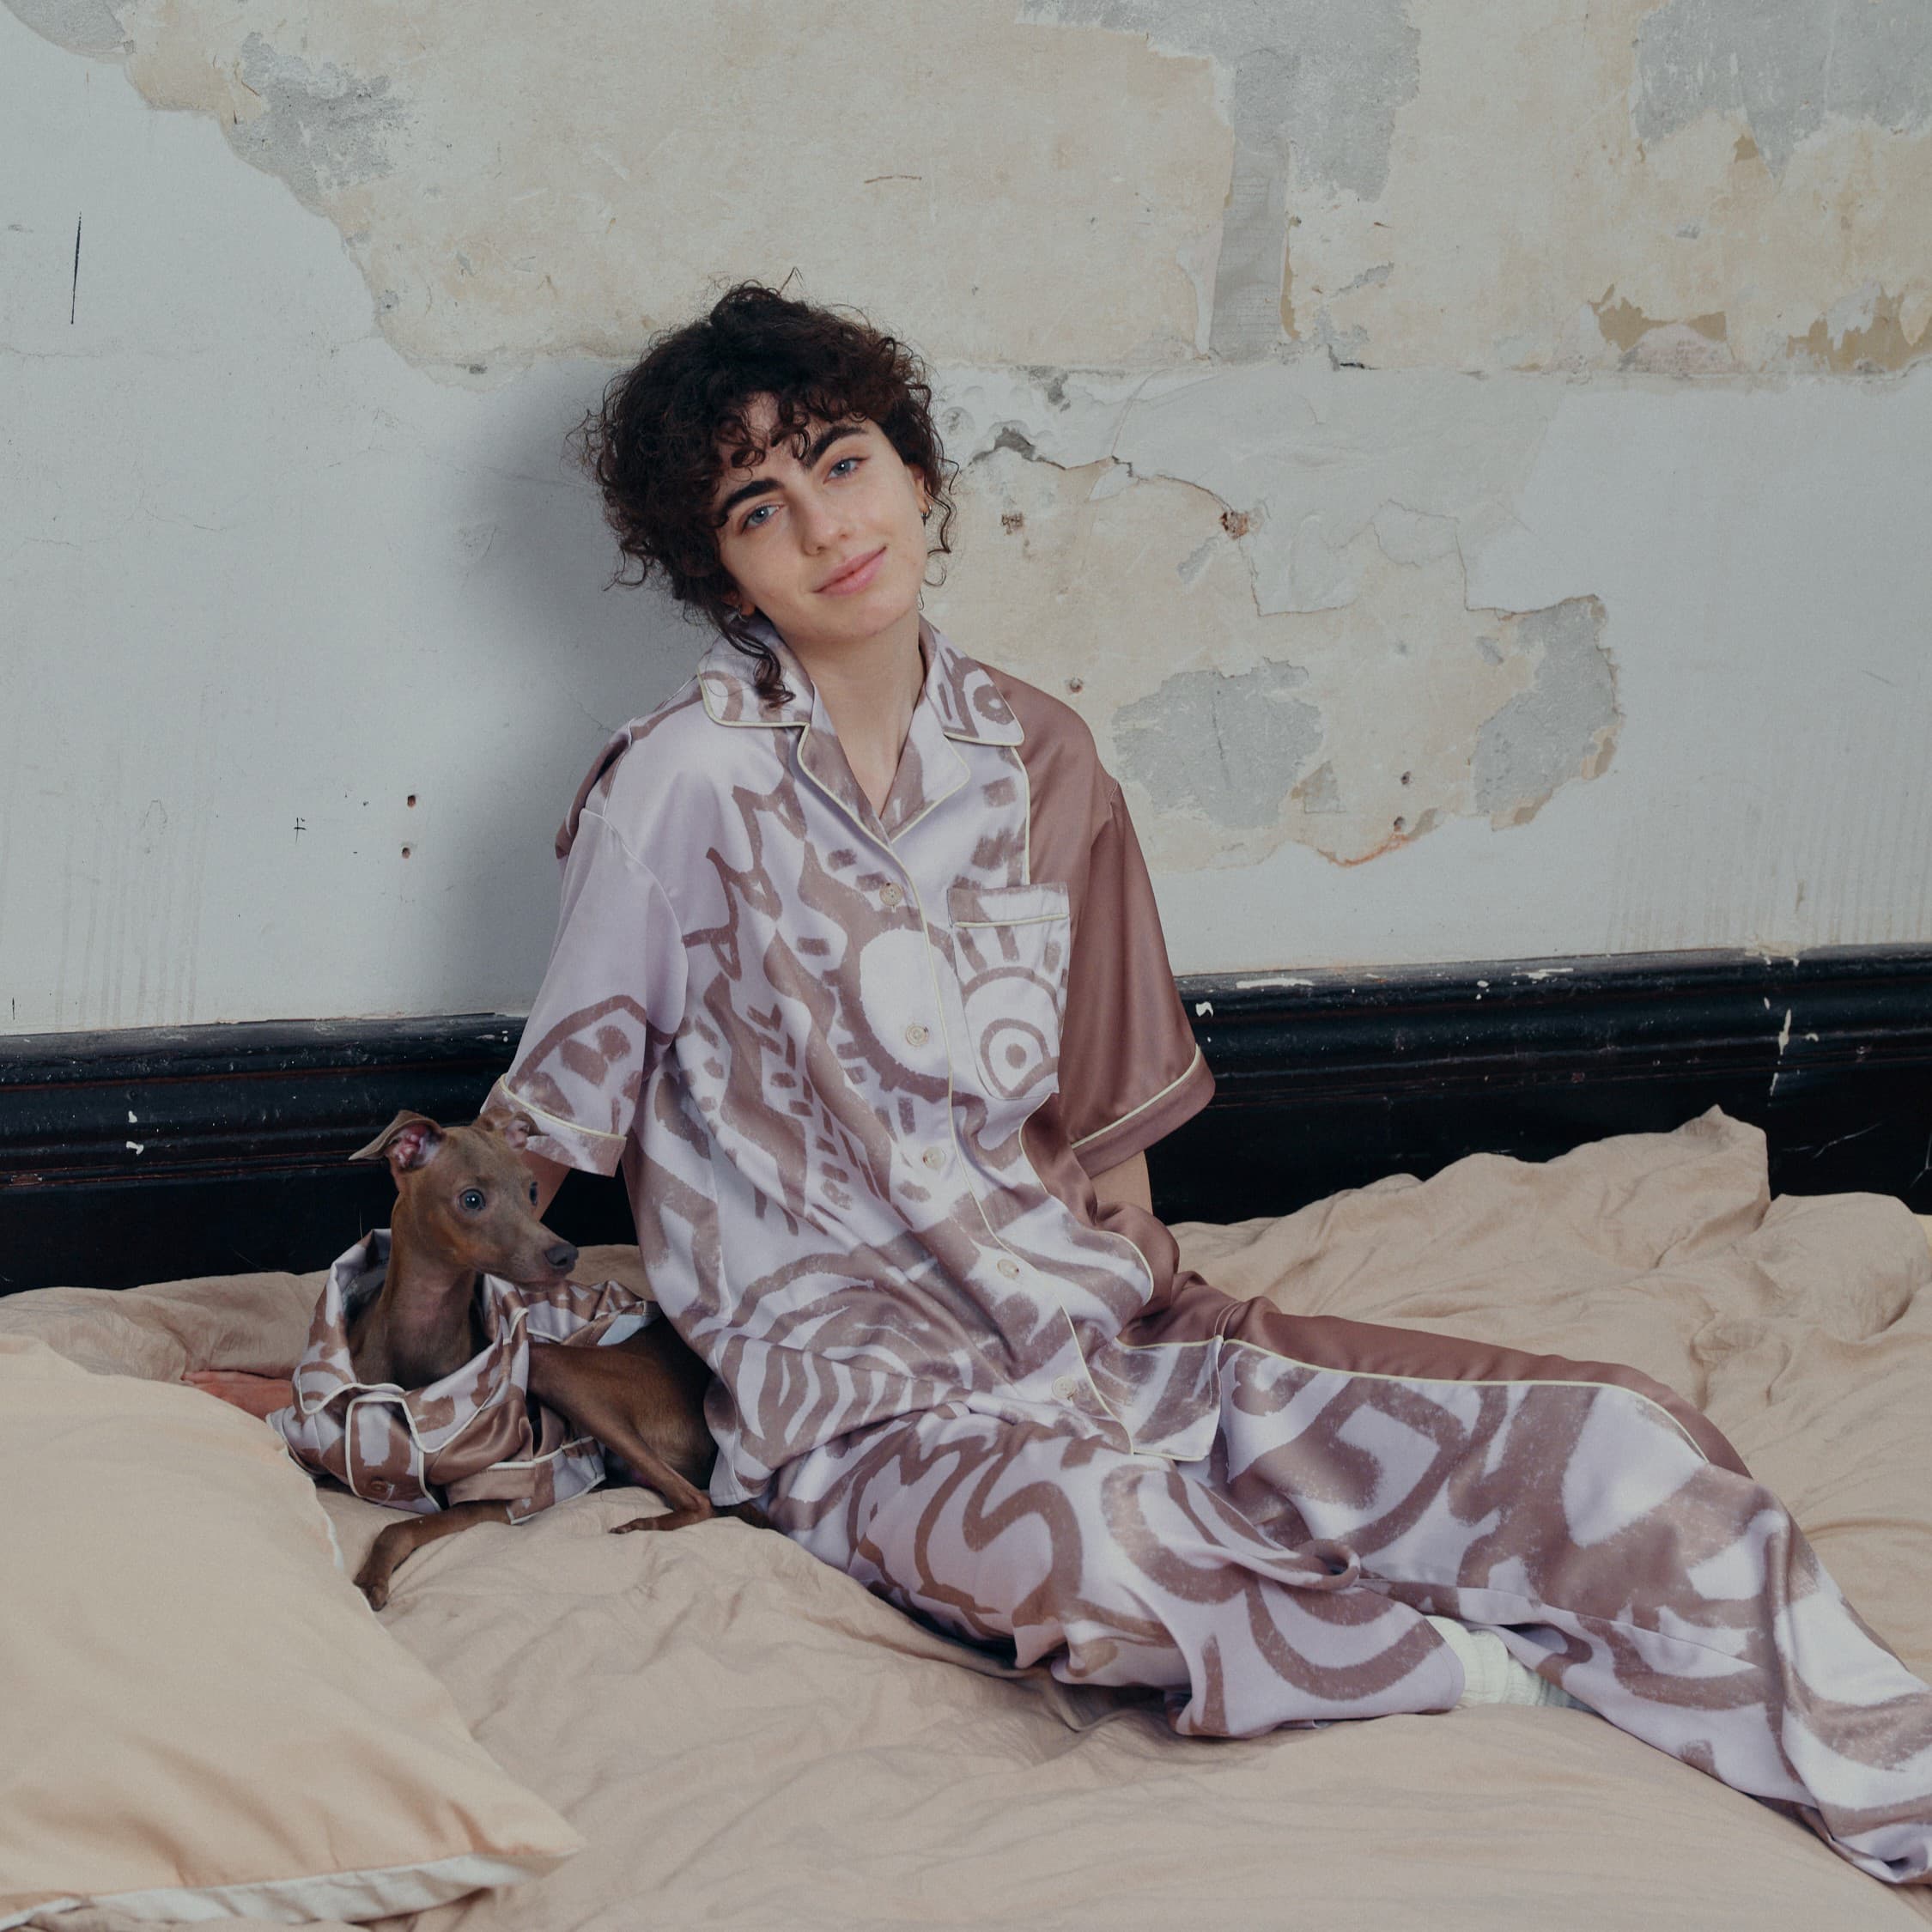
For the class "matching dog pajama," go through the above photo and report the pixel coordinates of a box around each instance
[490,616,1932,1884]
[270,1231,652,1517]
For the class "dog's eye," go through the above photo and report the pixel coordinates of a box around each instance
[528,1182,538,1205]
[460,1188,484,1212]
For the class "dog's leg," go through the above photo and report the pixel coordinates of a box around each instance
[596,1432,715,1521]
[610,1504,713,1534]
[611,1499,769,1536]
[528,1335,719,1521]
[355,1499,514,1609]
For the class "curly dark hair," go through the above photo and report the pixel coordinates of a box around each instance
[568,283,957,702]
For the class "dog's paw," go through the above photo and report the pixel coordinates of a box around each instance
[608,1515,671,1535]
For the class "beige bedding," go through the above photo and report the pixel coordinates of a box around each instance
[9,1107,1932,1931]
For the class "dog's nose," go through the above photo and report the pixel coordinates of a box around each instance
[545,1241,578,1274]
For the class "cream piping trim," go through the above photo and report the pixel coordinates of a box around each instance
[501,1085,626,1144]
[1070,1045,1206,1151]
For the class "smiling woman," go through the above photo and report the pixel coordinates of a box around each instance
[569,283,957,708]
[708,404,937,815]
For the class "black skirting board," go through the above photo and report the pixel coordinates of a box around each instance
[3,944,1929,1295]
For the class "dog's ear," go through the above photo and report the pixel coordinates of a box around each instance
[494,1110,540,1152]
[350,1110,444,1171]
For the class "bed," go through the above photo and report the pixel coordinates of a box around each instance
[7,1107,1932,1930]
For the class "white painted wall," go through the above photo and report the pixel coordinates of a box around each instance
[3,4,1929,1036]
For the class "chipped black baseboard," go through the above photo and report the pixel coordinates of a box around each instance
[3,944,1929,1294]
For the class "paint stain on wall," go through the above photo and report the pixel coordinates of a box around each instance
[1115,660,1323,828]
[1020,0,1419,359]
[1787,283,1932,374]
[1590,288,1734,374]
[229,33,409,203]
[1471,598,1618,828]
[8,0,123,55]
[1633,0,1932,175]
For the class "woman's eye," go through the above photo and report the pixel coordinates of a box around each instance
[742,503,775,531]
[827,455,860,479]
[460,1189,484,1212]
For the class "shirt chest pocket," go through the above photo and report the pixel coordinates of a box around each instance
[946,882,1072,1109]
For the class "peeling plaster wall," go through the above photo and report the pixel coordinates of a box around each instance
[3,1,1929,1035]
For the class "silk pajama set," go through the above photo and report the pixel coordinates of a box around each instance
[484,616,1932,1885]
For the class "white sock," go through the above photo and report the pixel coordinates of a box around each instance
[1425,1616,1584,1709]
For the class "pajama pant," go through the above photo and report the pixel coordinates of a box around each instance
[767,1291,1932,1886]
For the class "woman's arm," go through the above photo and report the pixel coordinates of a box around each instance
[1089,1151,1151,1214]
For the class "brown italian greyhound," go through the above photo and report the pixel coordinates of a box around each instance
[191,1109,755,1608]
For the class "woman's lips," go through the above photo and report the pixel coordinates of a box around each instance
[818,545,887,595]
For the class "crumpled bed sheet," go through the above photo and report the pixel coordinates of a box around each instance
[7,1108,1932,1932]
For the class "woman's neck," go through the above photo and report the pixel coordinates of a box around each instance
[788,609,927,815]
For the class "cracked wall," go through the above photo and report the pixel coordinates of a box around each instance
[3,0,1929,1030]
[15,0,1928,379]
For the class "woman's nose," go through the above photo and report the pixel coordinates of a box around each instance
[794,487,846,551]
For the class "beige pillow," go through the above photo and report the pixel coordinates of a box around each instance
[0,1334,582,1927]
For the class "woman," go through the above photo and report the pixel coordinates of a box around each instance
[501,283,1932,1885]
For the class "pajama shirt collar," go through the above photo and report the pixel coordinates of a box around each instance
[695,616,1025,746]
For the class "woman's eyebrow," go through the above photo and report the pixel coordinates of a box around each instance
[714,423,866,523]
[805,422,864,465]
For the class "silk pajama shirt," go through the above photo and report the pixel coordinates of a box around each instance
[489,617,1932,1885]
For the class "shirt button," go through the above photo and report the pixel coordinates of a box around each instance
[1052,1376,1080,1402]
[920,1145,947,1171]
[903,1022,929,1048]
[996,1257,1021,1279]
[879,883,902,907]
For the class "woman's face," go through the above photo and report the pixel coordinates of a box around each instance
[711,396,930,659]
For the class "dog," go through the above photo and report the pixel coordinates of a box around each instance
[203,1109,757,1607]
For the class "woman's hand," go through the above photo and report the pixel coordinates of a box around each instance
[183,1370,295,1419]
